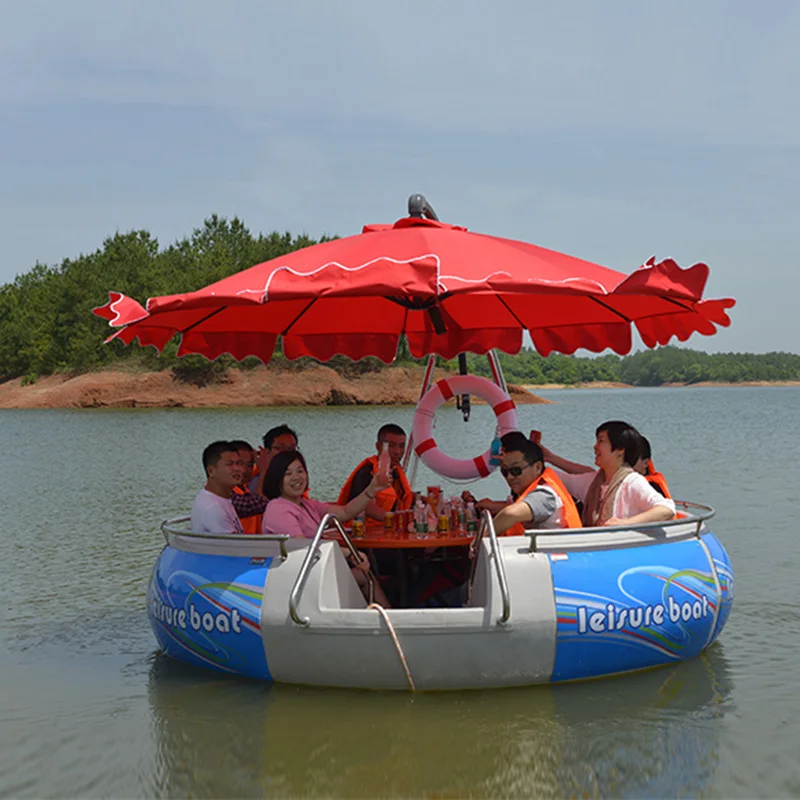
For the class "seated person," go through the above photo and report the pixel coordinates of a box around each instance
[190,441,245,534]
[247,424,299,493]
[633,435,672,498]
[337,424,413,521]
[229,439,268,534]
[542,420,675,527]
[262,450,391,607]
[461,431,535,515]
[491,439,581,534]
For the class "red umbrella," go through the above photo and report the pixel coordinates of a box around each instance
[93,211,734,363]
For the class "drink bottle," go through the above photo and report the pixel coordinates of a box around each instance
[377,441,391,481]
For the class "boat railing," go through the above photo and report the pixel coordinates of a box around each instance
[160,516,291,560]
[525,500,715,551]
[465,509,511,625]
[288,513,377,628]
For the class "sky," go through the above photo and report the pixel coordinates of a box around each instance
[1,0,799,354]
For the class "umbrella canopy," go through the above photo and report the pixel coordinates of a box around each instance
[93,215,734,363]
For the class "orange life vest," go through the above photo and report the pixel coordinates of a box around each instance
[646,459,672,499]
[337,455,413,512]
[505,468,582,535]
[231,485,264,535]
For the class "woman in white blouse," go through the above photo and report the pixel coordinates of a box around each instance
[541,420,675,528]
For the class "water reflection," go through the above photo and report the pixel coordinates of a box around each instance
[146,645,733,798]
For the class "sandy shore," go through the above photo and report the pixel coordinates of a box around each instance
[519,381,633,390]
[0,365,552,409]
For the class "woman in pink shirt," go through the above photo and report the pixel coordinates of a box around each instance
[261,450,390,606]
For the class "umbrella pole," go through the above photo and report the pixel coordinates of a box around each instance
[403,353,437,489]
[487,349,509,393]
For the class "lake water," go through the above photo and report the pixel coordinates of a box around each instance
[1,386,798,798]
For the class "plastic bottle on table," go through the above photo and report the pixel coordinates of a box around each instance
[449,496,461,531]
[414,496,429,538]
[458,499,467,530]
[425,502,438,534]
[437,498,451,534]
[466,501,478,534]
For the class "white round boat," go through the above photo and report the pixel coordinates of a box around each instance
[98,194,738,691]
[148,503,733,690]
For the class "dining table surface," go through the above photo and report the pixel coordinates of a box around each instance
[330,525,477,549]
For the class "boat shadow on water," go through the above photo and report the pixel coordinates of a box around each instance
[145,643,734,798]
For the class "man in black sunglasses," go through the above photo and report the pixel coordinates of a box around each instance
[491,439,581,534]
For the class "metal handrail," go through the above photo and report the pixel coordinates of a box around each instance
[160,516,291,560]
[525,500,715,551]
[483,509,512,625]
[465,510,511,625]
[288,513,377,627]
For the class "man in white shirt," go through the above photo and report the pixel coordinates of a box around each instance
[191,441,246,534]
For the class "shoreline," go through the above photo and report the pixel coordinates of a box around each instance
[1,368,798,409]
[0,365,552,409]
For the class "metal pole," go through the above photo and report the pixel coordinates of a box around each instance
[487,349,509,393]
[402,353,437,489]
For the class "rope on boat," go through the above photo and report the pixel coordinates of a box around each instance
[367,603,416,692]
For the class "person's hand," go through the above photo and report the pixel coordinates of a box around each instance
[350,551,370,572]
[604,517,624,527]
[369,470,390,493]
[474,498,495,513]
[529,429,542,445]
[256,446,269,473]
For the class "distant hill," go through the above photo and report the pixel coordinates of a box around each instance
[2,214,798,387]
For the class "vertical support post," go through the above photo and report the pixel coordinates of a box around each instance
[402,353,437,490]
[486,349,508,393]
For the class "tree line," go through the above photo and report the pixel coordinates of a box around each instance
[1,215,798,386]
[460,348,800,386]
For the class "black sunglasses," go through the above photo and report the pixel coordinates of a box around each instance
[500,465,526,478]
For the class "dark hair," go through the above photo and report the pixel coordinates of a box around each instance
[500,431,529,452]
[263,450,308,500]
[596,420,641,466]
[638,435,652,463]
[230,439,254,453]
[263,424,298,450]
[503,437,544,467]
[377,423,405,440]
[202,440,240,476]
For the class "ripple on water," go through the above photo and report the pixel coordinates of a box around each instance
[2,394,800,798]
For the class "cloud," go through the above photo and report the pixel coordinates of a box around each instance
[4,0,800,145]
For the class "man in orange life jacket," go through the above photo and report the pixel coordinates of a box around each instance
[633,435,672,498]
[338,424,413,521]
[230,439,268,534]
[491,438,581,534]
[462,431,537,515]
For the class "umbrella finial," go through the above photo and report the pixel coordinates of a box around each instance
[408,193,439,221]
